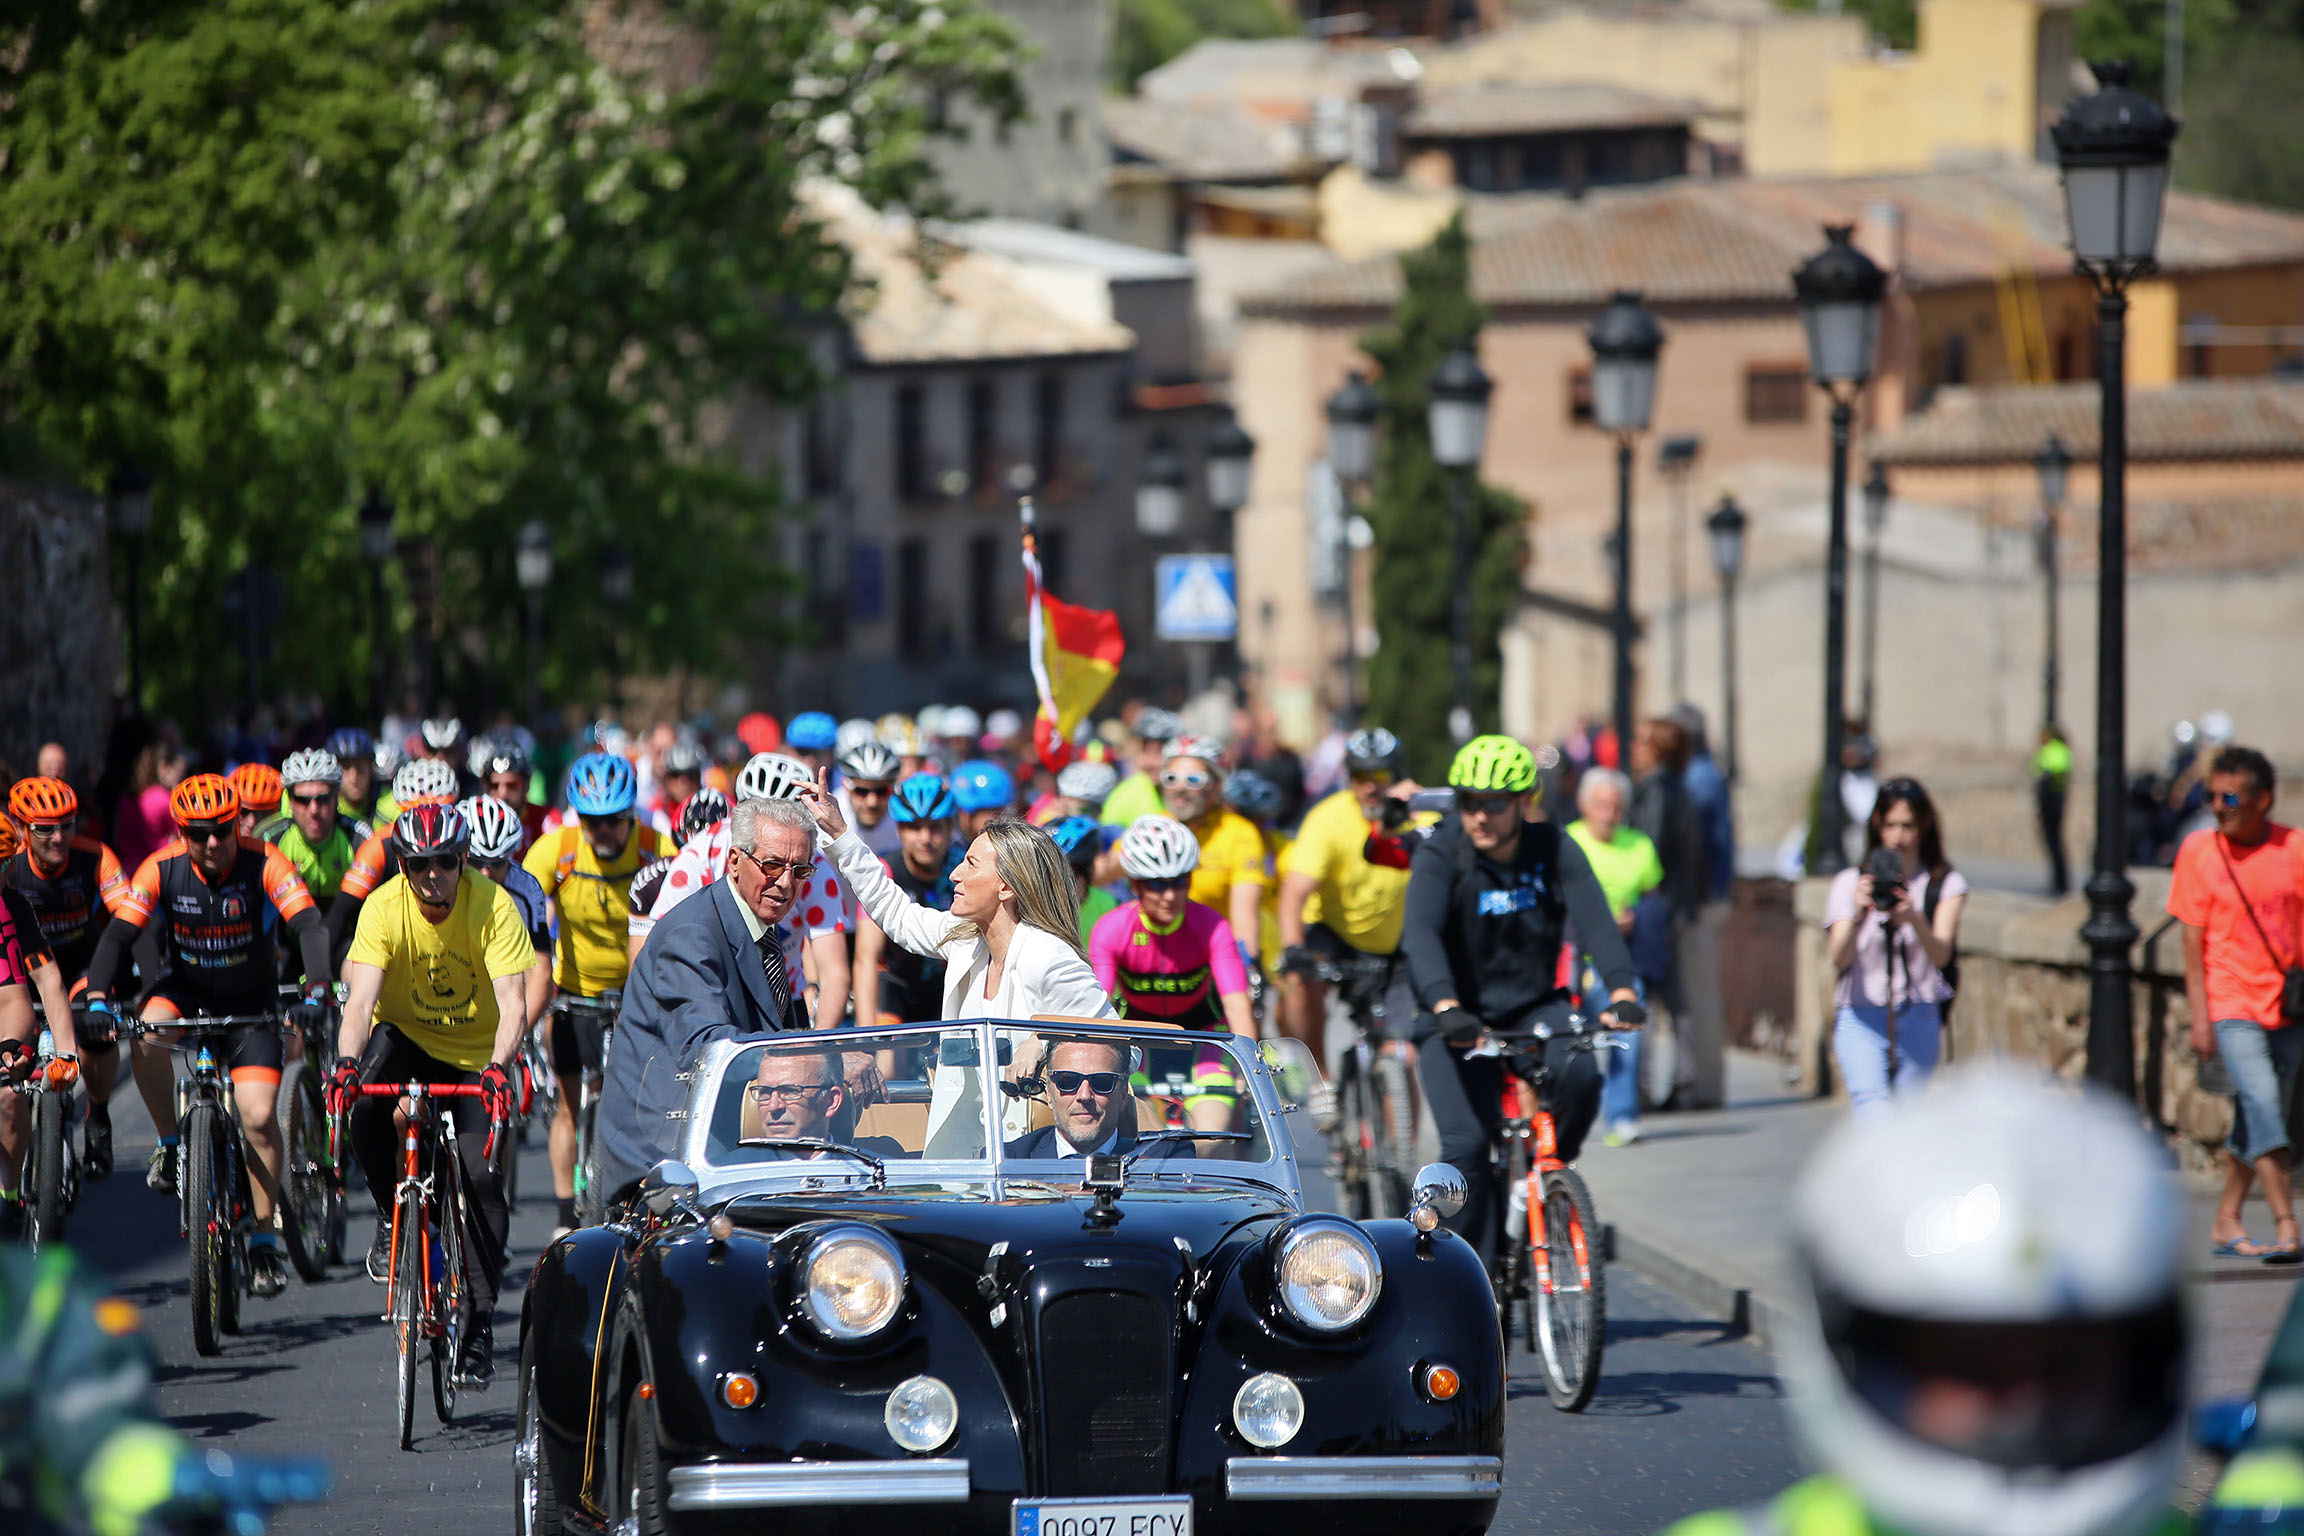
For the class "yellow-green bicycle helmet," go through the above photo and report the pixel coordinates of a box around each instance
[1448,734,1538,794]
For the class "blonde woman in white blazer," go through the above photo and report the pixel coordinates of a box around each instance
[799,773,1115,1152]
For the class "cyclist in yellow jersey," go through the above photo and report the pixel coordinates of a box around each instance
[520,751,663,1230]
[1158,737,1268,972]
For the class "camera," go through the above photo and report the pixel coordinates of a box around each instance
[1864,846,1905,912]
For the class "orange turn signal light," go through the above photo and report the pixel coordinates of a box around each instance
[723,1372,759,1409]
[637,1382,655,1401]
[1419,1363,1461,1402]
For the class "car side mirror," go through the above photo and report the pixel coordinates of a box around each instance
[1409,1163,1467,1233]
[640,1160,701,1219]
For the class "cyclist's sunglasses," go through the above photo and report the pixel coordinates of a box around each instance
[733,847,811,885]
[1048,1069,1122,1097]
[1459,792,1519,817]
[403,853,462,876]
[289,792,334,809]
[2216,791,2248,809]
[579,813,632,833]
[849,782,893,798]
[1349,770,1395,787]
[181,820,233,845]
[1133,876,1190,894]
[1160,770,1212,790]
[749,1080,836,1103]
[474,857,510,878]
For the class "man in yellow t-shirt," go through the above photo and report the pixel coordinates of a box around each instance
[1160,738,1269,970]
[1275,728,1427,1071]
[331,803,530,1389]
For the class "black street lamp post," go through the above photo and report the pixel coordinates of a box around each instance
[2033,433,2071,734]
[1659,435,1702,705]
[1324,371,1380,724]
[516,520,553,727]
[1588,291,1665,762]
[357,490,396,723]
[107,463,153,705]
[1134,432,1188,541]
[2053,60,2177,1100]
[1707,495,1748,794]
[601,540,633,714]
[1204,408,1257,687]
[1860,461,1891,729]
[1792,225,1889,875]
[1429,343,1495,745]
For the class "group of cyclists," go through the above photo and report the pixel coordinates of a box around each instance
[0,698,2268,1536]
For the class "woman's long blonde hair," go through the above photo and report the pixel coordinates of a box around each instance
[945,817,1089,964]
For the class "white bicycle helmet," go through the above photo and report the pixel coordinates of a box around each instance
[985,708,1023,741]
[1781,1065,2185,1536]
[839,741,901,785]
[461,796,526,861]
[280,748,342,790]
[1131,706,1182,744]
[2200,709,2236,746]
[736,752,814,802]
[1056,759,1118,807]
[420,716,466,754]
[941,705,982,742]
[392,757,460,806]
[1118,815,1201,881]
[836,717,879,757]
[1164,734,1227,771]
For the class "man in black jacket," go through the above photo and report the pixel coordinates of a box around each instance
[1399,736,1642,1260]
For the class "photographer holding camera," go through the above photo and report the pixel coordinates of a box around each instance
[1822,779,1967,1116]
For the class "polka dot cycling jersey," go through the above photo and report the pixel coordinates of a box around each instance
[1088,898,1249,1027]
[625,817,847,988]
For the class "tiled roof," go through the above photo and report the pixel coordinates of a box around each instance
[1104,96,1316,183]
[1403,81,1701,138]
[1868,378,2304,466]
[812,186,1136,365]
[1239,165,2304,315]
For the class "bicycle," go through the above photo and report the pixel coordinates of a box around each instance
[343,1079,498,1449]
[118,1010,287,1357]
[1478,1011,1624,1412]
[12,1006,82,1250]
[1312,952,1416,1221]
[275,989,347,1280]
[551,992,618,1225]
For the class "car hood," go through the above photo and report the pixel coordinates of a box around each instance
[716,1185,1294,1269]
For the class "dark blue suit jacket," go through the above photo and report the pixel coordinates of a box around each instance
[597,878,803,1198]
[1001,1125,1195,1161]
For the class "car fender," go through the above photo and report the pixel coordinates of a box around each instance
[522,1225,635,1516]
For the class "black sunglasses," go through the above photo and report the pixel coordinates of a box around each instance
[1459,792,1518,817]
[290,792,334,809]
[181,821,233,845]
[1134,876,1190,895]
[403,853,462,876]
[1048,1069,1122,1096]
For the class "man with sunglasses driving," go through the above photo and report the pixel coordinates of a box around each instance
[81,774,333,1297]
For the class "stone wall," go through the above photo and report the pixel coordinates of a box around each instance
[1789,869,2231,1163]
[0,478,116,779]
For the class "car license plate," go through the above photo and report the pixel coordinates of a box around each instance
[1013,1495,1192,1536]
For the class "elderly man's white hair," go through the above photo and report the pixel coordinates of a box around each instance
[730,794,818,854]
[1576,766,1632,810]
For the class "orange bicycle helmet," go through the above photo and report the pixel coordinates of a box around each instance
[169,774,241,826]
[8,776,78,825]
[226,763,284,817]
[0,821,16,860]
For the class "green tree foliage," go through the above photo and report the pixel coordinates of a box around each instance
[0,0,1021,726]
[1110,0,1295,89]
[1358,214,1528,784]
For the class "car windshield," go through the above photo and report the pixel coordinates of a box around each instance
[688,1021,1288,1193]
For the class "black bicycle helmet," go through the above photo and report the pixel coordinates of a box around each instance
[1223,768,1285,823]
[391,801,470,860]
[677,787,729,847]
[1344,727,1404,776]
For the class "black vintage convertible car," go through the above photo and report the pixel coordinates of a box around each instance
[516,1019,1503,1536]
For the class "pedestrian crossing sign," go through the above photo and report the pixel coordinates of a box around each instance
[1154,554,1238,642]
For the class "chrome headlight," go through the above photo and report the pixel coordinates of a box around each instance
[801,1227,905,1341]
[1274,1219,1382,1333]
[1233,1372,1305,1449]
[885,1374,960,1453]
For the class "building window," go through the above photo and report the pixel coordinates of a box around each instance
[968,535,1002,651]
[1743,366,1808,425]
[1566,366,1593,427]
[1035,373,1065,489]
[895,383,928,503]
[804,397,840,497]
[968,377,998,493]
[1940,332,1968,388]
[848,539,884,626]
[896,537,928,654]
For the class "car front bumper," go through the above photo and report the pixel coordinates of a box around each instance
[665,1458,972,1510]
[1224,1455,1503,1500]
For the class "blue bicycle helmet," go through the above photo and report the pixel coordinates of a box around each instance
[949,760,1014,814]
[565,751,638,816]
[1046,814,1102,871]
[890,773,958,825]
[1224,768,1285,823]
[787,711,839,752]
[327,726,375,763]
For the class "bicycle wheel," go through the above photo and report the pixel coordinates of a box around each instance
[1329,1055,1373,1219]
[1533,1166,1606,1412]
[278,1062,329,1281]
[393,1190,423,1449]
[184,1103,229,1357]
[1366,1050,1414,1219]
[1491,1132,1531,1352]
[28,1088,67,1249]
[433,1155,465,1424]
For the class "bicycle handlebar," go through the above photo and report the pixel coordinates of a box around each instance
[114,1014,285,1035]
[351,1083,487,1099]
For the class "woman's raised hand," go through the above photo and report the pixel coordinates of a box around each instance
[797,767,848,839]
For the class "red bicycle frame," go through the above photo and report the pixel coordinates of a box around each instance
[1498,1070,1594,1299]
[348,1082,494,1336]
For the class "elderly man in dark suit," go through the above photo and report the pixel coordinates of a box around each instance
[595,795,816,1203]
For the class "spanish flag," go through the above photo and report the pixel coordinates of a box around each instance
[1022,501,1123,767]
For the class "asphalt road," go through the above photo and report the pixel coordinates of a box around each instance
[64,1070,1801,1536]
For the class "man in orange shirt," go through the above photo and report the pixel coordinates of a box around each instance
[2172,744,2304,1264]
